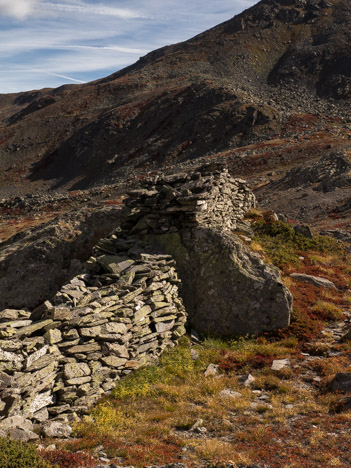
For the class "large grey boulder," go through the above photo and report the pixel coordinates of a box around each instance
[0,205,122,310]
[150,227,292,336]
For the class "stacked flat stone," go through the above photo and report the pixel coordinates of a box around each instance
[121,165,255,235]
[0,251,186,430]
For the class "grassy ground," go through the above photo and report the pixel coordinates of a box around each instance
[38,215,351,468]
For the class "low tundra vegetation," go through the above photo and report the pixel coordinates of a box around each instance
[0,438,53,468]
[250,217,351,342]
[39,449,95,468]
[37,215,351,467]
[252,218,342,268]
[55,331,351,467]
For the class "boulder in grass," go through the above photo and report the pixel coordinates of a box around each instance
[342,328,351,342]
[290,273,336,289]
[0,416,39,442]
[42,421,72,438]
[5,428,39,442]
[331,373,351,393]
[271,359,290,371]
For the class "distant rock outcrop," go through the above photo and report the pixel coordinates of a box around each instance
[269,152,351,192]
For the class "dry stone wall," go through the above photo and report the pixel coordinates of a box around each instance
[0,252,186,434]
[121,165,255,235]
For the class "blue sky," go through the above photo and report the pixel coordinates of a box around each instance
[0,0,258,93]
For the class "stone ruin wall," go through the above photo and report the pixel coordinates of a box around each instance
[121,166,255,234]
[0,251,186,433]
[0,165,292,435]
[118,165,291,336]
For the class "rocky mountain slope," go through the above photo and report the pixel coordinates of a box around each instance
[0,0,349,210]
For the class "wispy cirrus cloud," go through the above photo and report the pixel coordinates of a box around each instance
[0,0,259,93]
[44,2,145,19]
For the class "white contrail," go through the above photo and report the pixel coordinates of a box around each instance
[23,67,87,83]
[44,71,86,83]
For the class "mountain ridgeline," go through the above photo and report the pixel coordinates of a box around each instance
[0,0,350,197]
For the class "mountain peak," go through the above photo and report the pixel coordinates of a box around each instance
[0,0,349,196]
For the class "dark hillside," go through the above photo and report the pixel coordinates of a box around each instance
[0,0,349,198]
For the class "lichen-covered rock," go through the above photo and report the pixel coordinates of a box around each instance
[0,416,40,441]
[290,273,336,289]
[152,227,292,335]
[0,205,122,310]
[42,421,72,438]
[188,228,291,335]
[0,415,33,432]
[5,427,39,442]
